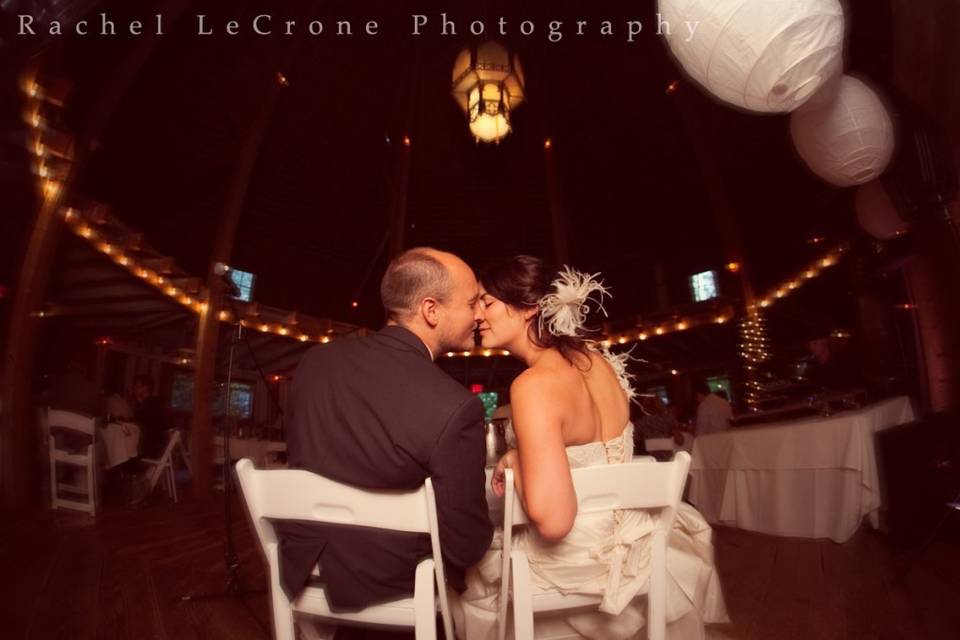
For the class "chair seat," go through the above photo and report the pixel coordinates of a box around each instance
[294,584,438,628]
[53,450,93,466]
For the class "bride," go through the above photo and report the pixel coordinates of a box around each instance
[453,255,729,640]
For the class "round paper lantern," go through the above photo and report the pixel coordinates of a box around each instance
[658,0,845,113]
[855,180,910,240]
[790,75,895,187]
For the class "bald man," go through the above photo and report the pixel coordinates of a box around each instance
[279,247,493,613]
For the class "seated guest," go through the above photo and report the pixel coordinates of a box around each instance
[694,381,733,436]
[104,384,134,421]
[279,248,494,614]
[131,374,167,458]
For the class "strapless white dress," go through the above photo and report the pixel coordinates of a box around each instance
[452,425,729,640]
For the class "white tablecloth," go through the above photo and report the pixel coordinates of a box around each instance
[101,421,141,468]
[688,396,915,542]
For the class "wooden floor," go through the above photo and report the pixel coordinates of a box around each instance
[3,493,959,640]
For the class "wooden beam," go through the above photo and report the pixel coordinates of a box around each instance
[388,139,411,259]
[191,58,295,498]
[544,142,570,266]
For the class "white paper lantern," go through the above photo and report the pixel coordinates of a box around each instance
[855,180,910,240]
[658,0,845,113]
[790,75,895,187]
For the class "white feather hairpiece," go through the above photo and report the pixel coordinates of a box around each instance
[537,266,610,339]
[598,343,639,403]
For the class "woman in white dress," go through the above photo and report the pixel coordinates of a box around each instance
[453,256,728,640]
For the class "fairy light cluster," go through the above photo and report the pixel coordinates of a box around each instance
[739,311,771,411]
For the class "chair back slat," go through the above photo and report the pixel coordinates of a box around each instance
[507,454,691,526]
[236,461,432,534]
[47,409,96,437]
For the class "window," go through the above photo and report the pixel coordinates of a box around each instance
[169,372,254,419]
[706,375,732,401]
[689,270,719,302]
[170,372,194,412]
[229,268,256,302]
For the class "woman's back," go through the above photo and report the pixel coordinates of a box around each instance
[533,348,630,446]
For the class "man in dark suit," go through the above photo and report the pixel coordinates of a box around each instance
[279,247,494,615]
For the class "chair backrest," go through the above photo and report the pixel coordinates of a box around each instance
[235,458,452,633]
[47,409,96,438]
[498,453,691,640]
[506,452,691,527]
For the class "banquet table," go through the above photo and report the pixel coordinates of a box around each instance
[688,395,915,542]
[101,421,141,468]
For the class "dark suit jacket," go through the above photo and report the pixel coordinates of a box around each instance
[277,325,493,610]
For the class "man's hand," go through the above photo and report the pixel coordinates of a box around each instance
[491,449,519,498]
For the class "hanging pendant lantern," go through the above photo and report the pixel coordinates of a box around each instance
[452,41,525,143]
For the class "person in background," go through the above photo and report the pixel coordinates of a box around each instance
[132,374,167,458]
[693,380,733,436]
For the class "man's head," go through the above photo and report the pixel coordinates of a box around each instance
[380,247,482,356]
[133,374,154,402]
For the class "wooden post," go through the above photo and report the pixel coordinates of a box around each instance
[544,140,570,266]
[674,91,755,306]
[388,137,412,259]
[190,68,288,498]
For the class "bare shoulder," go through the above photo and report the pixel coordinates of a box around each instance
[512,360,571,400]
[510,367,553,399]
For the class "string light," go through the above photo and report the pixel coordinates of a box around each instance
[739,310,771,412]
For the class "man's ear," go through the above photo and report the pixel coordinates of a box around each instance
[420,297,440,328]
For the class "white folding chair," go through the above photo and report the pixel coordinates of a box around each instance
[47,408,99,516]
[235,458,454,640]
[499,452,692,640]
[141,430,184,503]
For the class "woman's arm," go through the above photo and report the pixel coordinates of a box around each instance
[506,370,578,541]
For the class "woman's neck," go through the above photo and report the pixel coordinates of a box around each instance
[510,337,548,368]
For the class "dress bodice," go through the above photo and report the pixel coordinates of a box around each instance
[564,423,635,469]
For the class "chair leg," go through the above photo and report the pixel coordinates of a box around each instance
[510,550,534,640]
[268,544,297,640]
[88,445,97,517]
[648,529,666,640]
[49,443,58,510]
[169,465,178,503]
[413,559,437,640]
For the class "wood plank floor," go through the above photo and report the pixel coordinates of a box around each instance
[3,495,958,639]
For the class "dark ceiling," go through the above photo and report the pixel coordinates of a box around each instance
[4,0,894,330]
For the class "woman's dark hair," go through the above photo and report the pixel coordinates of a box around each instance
[480,255,594,367]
